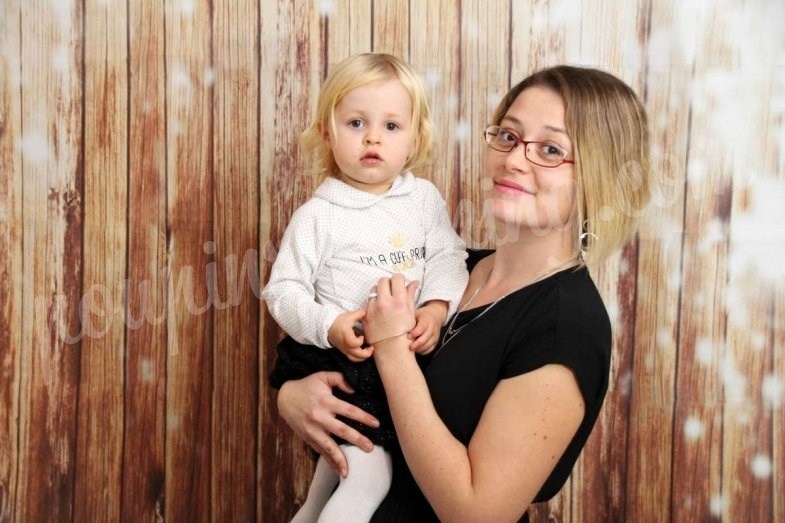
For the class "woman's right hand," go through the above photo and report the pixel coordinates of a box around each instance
[277,371,380,477]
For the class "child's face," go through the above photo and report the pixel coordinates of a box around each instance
[325,79,416,195]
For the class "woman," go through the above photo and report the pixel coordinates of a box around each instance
[276,65,651,522]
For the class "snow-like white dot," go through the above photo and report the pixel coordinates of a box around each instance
[750,454,772,478]
[721,354,746,405]
[709,494,725,517]
[454,120,469,143]
[730,177,785,285]
[423,68,440,89]
[179,0,194,15]
[19,132,54,164]
[318,0,335,16]
[762,374,783,409]
[656,328,672,348]
[694,337,714,366]
[139,358,154,382]
[202,67,216,87]
[171,65,192,93]
[52,45,69,71]
[487,92,503,111]
[749,331,765,351]
[667,269,681,290]
[683,416,704,441]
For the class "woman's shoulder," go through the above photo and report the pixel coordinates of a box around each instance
[554,267,611,340]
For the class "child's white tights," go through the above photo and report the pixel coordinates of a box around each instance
[290,444,392,523]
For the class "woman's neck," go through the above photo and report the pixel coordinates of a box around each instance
[486,230,578,288]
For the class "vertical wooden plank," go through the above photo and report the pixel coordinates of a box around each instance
[0,0,22,519]
[327,0,371,62]
[409,0,461,207]
[775,283,785,523]
[164,0,213,519]
[372,0,408,59]
[121,0,167,519]
[510,0,582,82]
[564,1,649,522]
[15,0,83,521]
[259,1,325,520]
[670,2,732,520]
[722,5,783,517]
[74,0,128,520]
[211,0,259,521]
[625,2,689,520]
[455,0,508,249]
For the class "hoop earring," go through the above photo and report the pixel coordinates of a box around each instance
[579,221,597,261]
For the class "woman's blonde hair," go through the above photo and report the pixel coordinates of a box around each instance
[301,53,434,182]
[492,65,651,265]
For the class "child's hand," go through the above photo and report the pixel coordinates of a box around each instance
[328,309,371,362]
[409,300,448,354]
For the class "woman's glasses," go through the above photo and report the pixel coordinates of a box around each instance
[484,125,574,168]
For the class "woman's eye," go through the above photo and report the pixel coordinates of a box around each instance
[499,130,518,144]
[349,119,364,128]
[385,122,399,131]
[541,143,565,157]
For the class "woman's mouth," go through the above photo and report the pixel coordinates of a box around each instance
[494,179,533,195]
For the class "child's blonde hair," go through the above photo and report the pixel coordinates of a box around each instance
[301,53,434,182]
[492,65,651,265]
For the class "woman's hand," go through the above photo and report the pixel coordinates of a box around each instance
[364,274,419,348]
[277,372,380,477]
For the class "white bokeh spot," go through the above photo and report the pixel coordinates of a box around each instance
[684,416,704,441]
[750,454,772,479]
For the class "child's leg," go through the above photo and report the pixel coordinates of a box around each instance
[317,445,392,523]
[290,455,339,523]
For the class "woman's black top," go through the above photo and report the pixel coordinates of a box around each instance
[370,249,612,522]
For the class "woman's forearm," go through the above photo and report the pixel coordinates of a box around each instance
[374,342,479,522]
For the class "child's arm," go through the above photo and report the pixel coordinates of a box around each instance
[409,300,448,354]
[417,181,470,315]
[262,207,343,349]
[327,309,371,361]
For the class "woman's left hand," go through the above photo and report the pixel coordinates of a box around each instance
[364,274,419,348]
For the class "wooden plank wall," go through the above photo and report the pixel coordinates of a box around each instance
[0,0,782,521]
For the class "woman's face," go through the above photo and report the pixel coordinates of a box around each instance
[484,86,577,236]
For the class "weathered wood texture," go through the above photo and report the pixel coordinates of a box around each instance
[1,0,782,521]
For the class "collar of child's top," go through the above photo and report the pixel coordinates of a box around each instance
[314,171,417,209]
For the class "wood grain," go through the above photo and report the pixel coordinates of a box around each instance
[258,1,325,520]
[0,0,22,519]
[409,0,461,207]
[670,2,731,519]
[211,0,260,520]
[163,0,214,519]
[2,1,783,522]
[16,1,83,521]
[74,1,128,520]
[624,6,690,517]
[328,0,372,61]
[372,0,409,58]
[121,0,167,519]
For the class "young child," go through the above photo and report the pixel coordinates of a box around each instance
[262,53,468,522]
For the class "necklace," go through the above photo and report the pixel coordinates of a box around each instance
[435,258,579,356]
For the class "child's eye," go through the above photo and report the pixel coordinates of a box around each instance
[348,119,364,128]
[385,122,399,131]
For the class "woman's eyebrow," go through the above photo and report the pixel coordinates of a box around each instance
[501,115,568,135]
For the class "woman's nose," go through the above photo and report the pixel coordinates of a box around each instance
[504,143,532,172]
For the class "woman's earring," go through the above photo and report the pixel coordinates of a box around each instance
[579,221,597,261]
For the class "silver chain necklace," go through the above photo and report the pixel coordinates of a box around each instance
[435,259,578,356]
